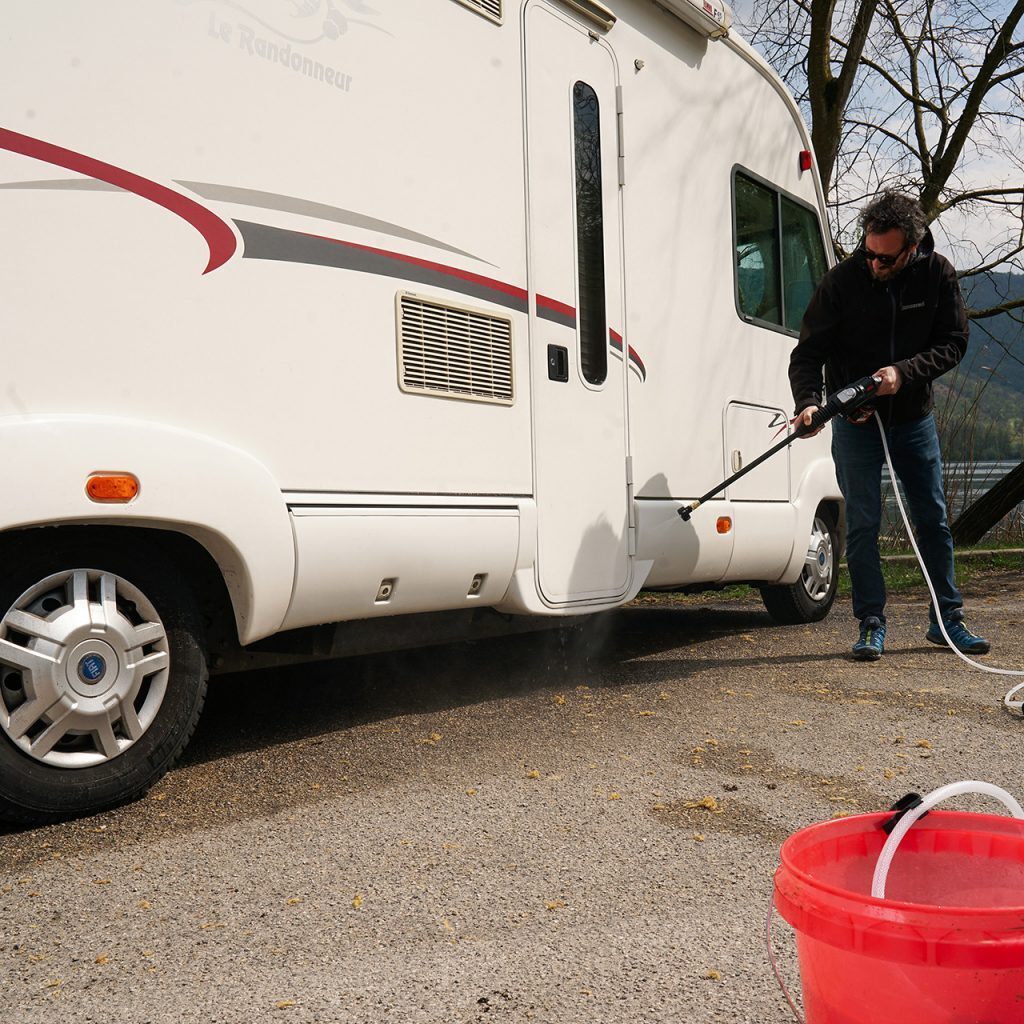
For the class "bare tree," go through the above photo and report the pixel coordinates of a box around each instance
[743,1,1024,279]
[742,0,1024,540]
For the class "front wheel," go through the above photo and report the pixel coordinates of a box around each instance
[759,510,840,624]
[0,539,208,824]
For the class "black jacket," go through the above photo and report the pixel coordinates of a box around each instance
[789,229,968,426]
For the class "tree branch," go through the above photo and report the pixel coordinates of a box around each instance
[967,296,1024,321]
[920,1,1024,214]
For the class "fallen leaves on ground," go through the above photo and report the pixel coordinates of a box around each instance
[684,796,722,813]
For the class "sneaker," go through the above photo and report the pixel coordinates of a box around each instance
[852,616,886,661]
[926,620,990,655]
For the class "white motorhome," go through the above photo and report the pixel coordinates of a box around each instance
[0,0,842,822]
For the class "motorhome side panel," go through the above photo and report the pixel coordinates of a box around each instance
[0,1,543,634]
[0,1,533,499]
[607,3,838,588]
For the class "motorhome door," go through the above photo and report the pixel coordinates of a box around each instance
[525,1,630,606]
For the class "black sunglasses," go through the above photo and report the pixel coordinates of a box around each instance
[861,242,910,267]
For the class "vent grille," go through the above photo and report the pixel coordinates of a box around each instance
[451,0,502,24]
[398,294,514,405]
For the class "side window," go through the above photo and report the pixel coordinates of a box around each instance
[735,175,781,326]
[573,80,607,386]
[734,172,827,333]
[781,196,828,332]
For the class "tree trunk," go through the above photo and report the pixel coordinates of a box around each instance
[806,0,880,197]
[950,461,1024,546]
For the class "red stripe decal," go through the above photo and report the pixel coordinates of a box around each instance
[306,230,528,301]
[609,330,646,379]
[537,294,576,319]
[0,128,237,274]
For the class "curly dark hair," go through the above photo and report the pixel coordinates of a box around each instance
[859,190,928,245]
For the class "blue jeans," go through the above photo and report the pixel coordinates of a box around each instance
[832,413,962,625]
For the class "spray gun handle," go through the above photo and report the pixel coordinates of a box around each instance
[804,375,882,432]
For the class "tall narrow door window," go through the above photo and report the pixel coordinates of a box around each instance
[573,80,607,386]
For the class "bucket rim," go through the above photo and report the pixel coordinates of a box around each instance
[778,809,1024,915]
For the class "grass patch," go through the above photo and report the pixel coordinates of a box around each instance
[857,547,1023,596]
[635,547,1023,606]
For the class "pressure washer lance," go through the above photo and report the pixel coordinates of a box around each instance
[677,375,882,522]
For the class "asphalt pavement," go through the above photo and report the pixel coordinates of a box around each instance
[2,568,1023,1024]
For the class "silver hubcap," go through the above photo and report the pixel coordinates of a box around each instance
[0,569,169,769]
[800,516,834,603]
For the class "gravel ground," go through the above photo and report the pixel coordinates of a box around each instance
[2,567,1023,1024]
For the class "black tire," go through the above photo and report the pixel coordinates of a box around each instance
[0,536,208,825]
[759,509,840,625]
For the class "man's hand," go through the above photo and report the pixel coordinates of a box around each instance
[873,365,903,396]
[795,406,823,438]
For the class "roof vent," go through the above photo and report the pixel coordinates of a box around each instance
[451,0,502,24]
[397,293,515,405]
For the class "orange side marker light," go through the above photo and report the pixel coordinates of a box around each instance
[716,516,732,534]
[86,474,140,503]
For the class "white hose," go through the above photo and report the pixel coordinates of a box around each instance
[871,780,1024,900]
[874,413,1024,711]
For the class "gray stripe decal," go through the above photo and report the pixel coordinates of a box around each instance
[537,304,576,330]
[0,178,123,191]
[0,176,490,266]
[236,220,529,314]
[176,180,491,265]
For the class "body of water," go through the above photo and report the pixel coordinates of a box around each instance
[881,460,1023,533]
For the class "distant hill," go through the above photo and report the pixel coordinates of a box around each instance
[962,271,1024,389]
[936,271,1024,460]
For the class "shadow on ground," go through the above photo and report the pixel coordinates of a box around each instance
[183,603,774,766]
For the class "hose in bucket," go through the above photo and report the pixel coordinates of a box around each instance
[871,780,1024,899]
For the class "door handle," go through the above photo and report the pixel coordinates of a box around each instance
[547,344,569,382]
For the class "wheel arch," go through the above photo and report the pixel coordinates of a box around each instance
[0,415,296,643]
[779,454,844,585]
[0,525,240,657]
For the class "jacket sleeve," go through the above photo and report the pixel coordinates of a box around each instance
[789,273,840,414]
[893,256,968,383]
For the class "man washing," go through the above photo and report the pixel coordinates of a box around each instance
[789,190,990,662]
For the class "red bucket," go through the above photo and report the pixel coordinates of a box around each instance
[773,810,1024,1023]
